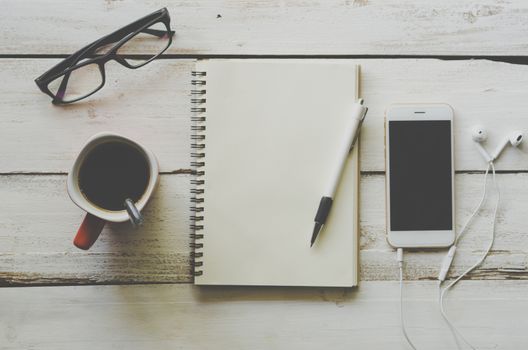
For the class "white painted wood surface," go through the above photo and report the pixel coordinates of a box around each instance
[3,0,528,55]
[2,59,528,173]
[2,282,528,350]
[2,1,528,348]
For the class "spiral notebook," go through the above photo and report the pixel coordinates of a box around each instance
[190,60,360,287]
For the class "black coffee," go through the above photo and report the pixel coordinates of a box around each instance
[79,141,150,211]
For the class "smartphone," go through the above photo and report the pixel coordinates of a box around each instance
[385,104,455,248]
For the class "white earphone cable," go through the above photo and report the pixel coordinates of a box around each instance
[397,248,418,350]
[438,166,491,283]
[439,162,500,349]
[454,165,491,245]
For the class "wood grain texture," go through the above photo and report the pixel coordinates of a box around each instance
[2,281,528,350]
[2,58,528,173]
[1,172,526,285]
[3,0,528,55]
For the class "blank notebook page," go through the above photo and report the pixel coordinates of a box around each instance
[194,60,359,287]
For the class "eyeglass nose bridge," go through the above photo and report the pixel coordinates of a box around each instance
[112,55,134,68]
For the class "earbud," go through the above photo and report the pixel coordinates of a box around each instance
[471,126,493,163]
[491,131,523,161]
[472,126,523,163]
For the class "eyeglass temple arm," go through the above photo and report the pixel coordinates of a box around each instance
[79,26,174,58]
[92,24,174,52]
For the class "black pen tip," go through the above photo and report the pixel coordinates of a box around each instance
[310,223,322,247]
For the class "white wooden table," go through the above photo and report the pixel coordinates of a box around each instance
[1,1,528,349]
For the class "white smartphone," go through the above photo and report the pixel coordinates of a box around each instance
[385,104,455,248]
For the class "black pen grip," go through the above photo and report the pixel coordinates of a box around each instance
[314,196,333,224]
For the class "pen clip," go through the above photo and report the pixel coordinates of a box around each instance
[350,107,368,151]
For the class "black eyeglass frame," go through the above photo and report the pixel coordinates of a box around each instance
[35,8,174,104]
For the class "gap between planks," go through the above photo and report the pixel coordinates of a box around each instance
[2,55,528,66]
[2,170,528,176]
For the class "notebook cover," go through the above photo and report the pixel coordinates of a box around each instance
[190,60,360,287]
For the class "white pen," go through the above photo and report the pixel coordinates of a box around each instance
[310,98,368,247]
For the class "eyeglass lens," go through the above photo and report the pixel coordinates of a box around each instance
[48,63,103,103]
[117,22,171,67]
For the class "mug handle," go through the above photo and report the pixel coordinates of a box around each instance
[73,213,106,250]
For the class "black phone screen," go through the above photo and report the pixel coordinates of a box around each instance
[388,120,453,231]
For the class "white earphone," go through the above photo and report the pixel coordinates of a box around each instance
[471,126,492,162]
[472,126,523,162]
[491,131,523,161]
[437,126,523,349]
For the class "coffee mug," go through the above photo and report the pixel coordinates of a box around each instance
[67,132,159,250]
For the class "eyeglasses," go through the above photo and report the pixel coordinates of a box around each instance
[35,8,174,105]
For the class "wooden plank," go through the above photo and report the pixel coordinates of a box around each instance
[359,59,528,172]
[3,1,528,55]
[0,59,193,174]
[2,58,528,173]
[1,281,528,349]
[360,172,528,281]
[0,174,192,285]
[1,172,526,285]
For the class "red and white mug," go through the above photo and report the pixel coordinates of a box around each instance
[67,132,159,250]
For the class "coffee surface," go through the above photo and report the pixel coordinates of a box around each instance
[79,142,150,211]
